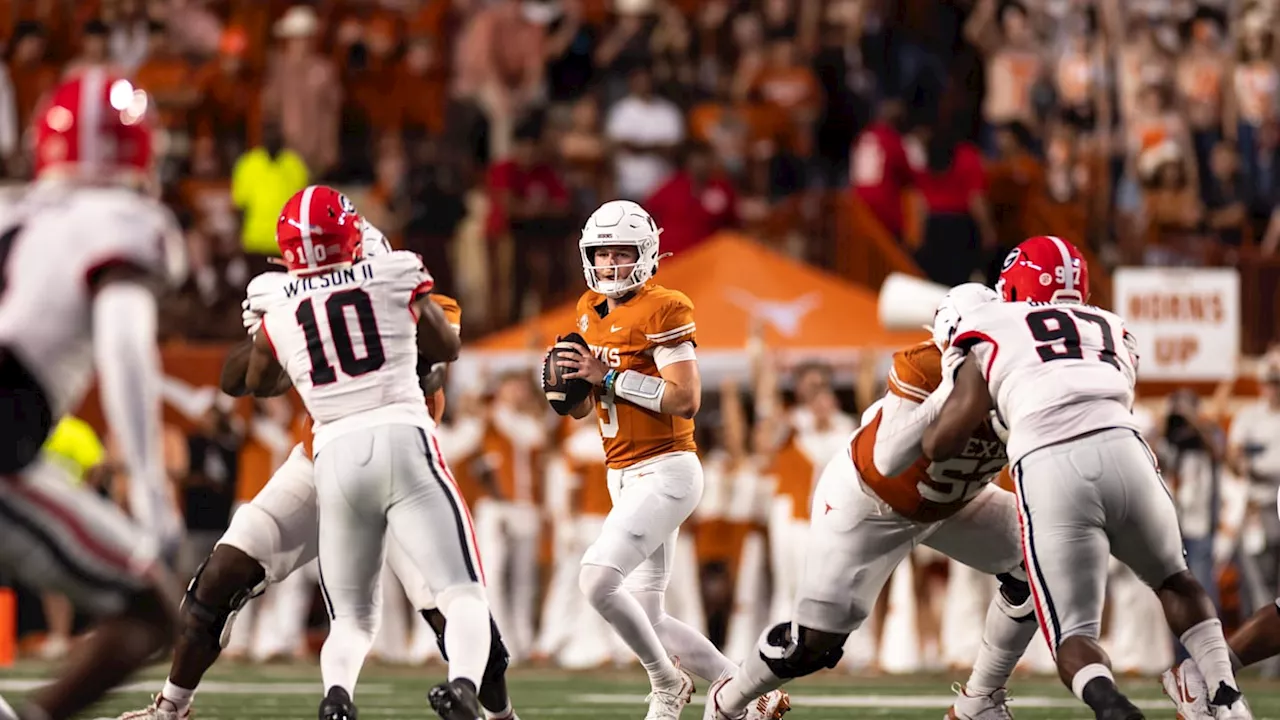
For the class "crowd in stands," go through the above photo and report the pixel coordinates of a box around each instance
[2,1,1279,330]
[7,0,1280,674]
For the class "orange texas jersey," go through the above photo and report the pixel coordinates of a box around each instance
[425,293,460,422]
[851,341,1008,522]
[303,293,461,456]
[575,283,698,469]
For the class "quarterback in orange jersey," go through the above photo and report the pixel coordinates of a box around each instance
[552,200,789,720]
[115,214,523,720]
[705,284,1037,720]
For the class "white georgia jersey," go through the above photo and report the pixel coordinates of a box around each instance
[254,250,434,454]
[0,183,184,418]
[953,300,1140,464]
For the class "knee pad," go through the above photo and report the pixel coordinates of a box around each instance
[579,564,624,610]
[182,556,266,651]
[631,589,666,625]
[996,569,1036,623]
[434,583,489,619]
[757,622,845,680]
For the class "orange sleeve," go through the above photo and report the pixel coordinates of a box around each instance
[431,293,462,332]
[645,292,697,347]
[995,465,1015,492]
[886,343,941,403]
[426,388,446,423]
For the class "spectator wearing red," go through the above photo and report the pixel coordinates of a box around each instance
[850,98,912,239]
[908,120,998,287]
[486,119,572,325]
[645,142,738,258]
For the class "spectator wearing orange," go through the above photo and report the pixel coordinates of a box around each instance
[645,142,738,258]
[196,26,258,167]
[749,35,821,160]
[454,0,548,162]
[391,36,449,138]
[850,98,912,239]
[908,119,998,287]
[964,0,1046,154]
[133,22,200,135]
[261,5,341,178]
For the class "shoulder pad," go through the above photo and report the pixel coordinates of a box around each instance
[246,271,291,310]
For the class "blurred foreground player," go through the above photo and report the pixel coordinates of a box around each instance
[548,200,789,720]
[0,69,184,720]
[705,284,1038,720]
[113,199,520,720]
[923,236,1249,720]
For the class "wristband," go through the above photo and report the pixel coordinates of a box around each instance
[603,369,618,394]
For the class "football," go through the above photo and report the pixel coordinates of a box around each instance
[543,332,593,415]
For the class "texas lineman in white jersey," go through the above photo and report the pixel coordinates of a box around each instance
[241,186,490,720]
[113,201,522,720]
[922,236,1250,720]
[0,70,185,720]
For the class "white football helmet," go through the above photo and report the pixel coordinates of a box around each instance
[579,199,666,298]
[930,282,999,350]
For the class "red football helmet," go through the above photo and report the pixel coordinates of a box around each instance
[997,235,1090,304]
[275,185,364,274]
[33,68,155,185]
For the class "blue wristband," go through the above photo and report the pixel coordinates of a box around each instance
[603,369,618,394]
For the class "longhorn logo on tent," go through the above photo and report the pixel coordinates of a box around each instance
[724,289,820,337]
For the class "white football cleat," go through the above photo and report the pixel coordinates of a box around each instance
[702,679,790,720]
[703,677,736,720]
[645,661,695,720]
[945,683,1014,719]
[110,695,191,720]
[1160,659,1214,720]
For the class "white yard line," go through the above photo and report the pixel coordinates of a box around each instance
[0,680,392,694]
[569,693,1173,710]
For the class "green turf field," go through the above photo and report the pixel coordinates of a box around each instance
[5,660,1280,719]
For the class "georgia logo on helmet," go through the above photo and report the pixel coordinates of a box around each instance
[33,68,156,189]
[996,235,1090,304]
[274,186,364,275]
[579,199,671,298]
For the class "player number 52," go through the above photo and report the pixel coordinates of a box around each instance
[919,458,1005,504]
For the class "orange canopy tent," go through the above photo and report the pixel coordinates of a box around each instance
[455,233,928,383]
